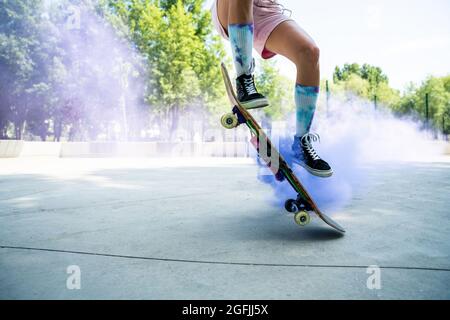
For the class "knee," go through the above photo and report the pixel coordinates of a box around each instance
[310,45,320,63]
[295,44,320,66]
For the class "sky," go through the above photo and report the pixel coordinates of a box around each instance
[206,0,450,91]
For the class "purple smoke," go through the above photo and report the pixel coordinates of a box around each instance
[254,94,444,214]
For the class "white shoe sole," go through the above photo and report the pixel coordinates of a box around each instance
[240,97,269,110]
[293,159,333,178]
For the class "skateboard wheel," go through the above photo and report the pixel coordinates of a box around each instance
[294,210,311,226]
[284,199,298,213]
[275,171,285,182]
[221,113,238,129]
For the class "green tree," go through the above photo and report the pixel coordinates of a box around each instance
[0,0,48,139]
[109,0,226,140]
[39,0,148,141]
[405,76,450,131]
[333,63,361,82]
[333,63,392,103]
[332,63,400,107]
[334,63,388,85]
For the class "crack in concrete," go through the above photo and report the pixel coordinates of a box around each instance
[1,245,449,272]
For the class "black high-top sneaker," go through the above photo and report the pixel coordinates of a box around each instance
[292,133,333,178]
[236,73,269,109]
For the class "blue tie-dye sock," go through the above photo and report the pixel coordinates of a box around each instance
[295,84,319,137]
[228,23,254,76]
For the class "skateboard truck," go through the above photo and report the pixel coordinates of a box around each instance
[232,106,247,125]
[284,195,313,212]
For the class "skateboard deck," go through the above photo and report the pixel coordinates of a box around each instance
[220,62,345,233]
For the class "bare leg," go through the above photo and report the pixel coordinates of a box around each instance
[265,21,332,177]
[229,0,253,24]
[217,0,253,30]
[217,0,268,109]
[265,20,320,86]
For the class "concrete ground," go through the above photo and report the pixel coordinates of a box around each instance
[0,157,449,300]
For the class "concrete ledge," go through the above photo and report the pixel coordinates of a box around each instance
[0,140,24,157]
[59,142,249,158]
[20,141,61,157]
[59,142,90,157]
[2,140,449,158]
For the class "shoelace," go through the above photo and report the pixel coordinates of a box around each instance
[301,133,321,161]
[243,76,257,95]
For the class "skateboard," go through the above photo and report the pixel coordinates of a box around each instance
[220,63,345,233]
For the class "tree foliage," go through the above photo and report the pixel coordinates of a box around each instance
[333,63,394,102]
[0,0,48,139]
[332,62,449,133]
[0,0,227,141]
[108,0,226,139]
[394,76,450,132]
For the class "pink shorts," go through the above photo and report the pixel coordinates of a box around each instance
[211,0,292,59]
